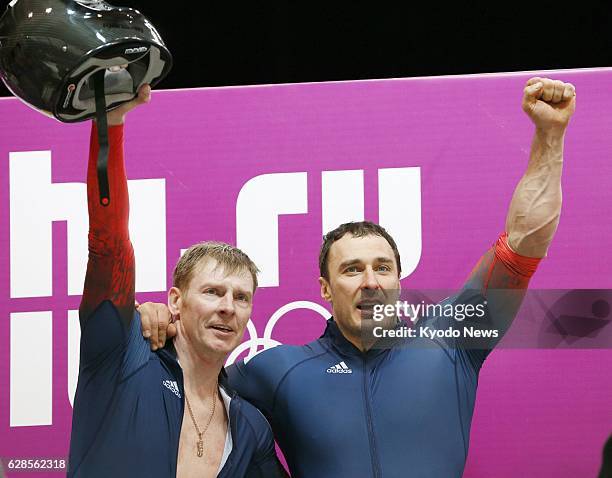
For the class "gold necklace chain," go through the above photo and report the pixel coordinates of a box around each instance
[184,382,218,458]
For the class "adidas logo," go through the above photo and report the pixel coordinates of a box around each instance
[162,380,182,398]
[326,361,353,374]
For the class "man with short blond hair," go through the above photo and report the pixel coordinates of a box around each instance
[67,86,287,478]
[174,241,260,291]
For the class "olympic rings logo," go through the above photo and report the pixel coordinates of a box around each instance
[225,301,331,365]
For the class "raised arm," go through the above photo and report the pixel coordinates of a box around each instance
[79,86,151,328]
[506,77,575,258]
[464,78,575,302]
[445,78,575,365]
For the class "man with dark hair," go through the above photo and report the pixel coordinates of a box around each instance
[67,86,287,477]
[140,77,575,477]
[319,221,402,278]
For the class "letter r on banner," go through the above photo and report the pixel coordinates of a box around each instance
[236,172,308,288]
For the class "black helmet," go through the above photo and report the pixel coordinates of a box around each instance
[0,0,172,122]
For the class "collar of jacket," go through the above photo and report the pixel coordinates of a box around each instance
[157,339,235,397]
[320,318,401,360]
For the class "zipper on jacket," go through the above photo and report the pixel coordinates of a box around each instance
[362,357,381,477]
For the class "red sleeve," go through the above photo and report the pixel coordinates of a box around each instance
[452,233,543,366]
[478,232,542,294]
[79,122,135,326]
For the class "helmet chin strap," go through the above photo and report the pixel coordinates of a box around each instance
[93,69,110,206]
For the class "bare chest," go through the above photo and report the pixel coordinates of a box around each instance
[177,408,228,478]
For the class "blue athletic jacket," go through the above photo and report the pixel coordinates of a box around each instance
[227,238,538,477]
[228,316,482,477]
[68,302,287,477]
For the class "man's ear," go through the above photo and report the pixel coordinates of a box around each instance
[168,287,182,315]
[319,277,332,302]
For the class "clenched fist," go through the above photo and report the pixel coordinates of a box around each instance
[522,77,576,133]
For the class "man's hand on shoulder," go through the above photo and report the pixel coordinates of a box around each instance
[136,301,176,350]
[522,77,576,135]
[104,83,151,126]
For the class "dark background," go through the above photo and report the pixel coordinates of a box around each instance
[1,2,611,95]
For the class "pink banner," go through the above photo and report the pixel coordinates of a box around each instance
[1,68,611,476]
